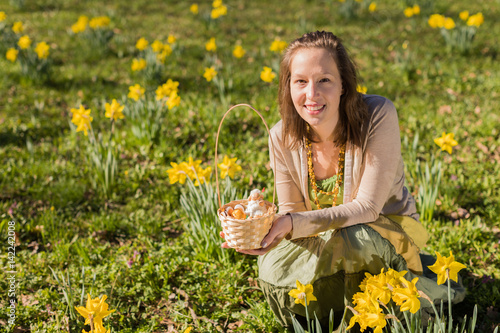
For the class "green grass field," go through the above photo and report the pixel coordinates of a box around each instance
[0,0,499,332]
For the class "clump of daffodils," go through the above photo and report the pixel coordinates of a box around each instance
[69,99,125,198]
[347,268,420,332]
[123,80,180,142]
[168,157,212,186]
[211,0,228,20]
[428,11,484,53]
[70,15,114,52]
[4,32,53,81]
[132,36,176,82]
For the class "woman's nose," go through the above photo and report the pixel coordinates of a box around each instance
[306,82,317,99]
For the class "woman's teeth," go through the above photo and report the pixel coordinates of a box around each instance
[306,105,324,111]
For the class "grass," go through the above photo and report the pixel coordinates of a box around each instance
[0,0,499,332]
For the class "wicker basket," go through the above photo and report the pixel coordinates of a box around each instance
[215,104,277,250]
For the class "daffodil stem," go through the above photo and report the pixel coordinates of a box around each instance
[447,271,452,333]
[304,295,311,333]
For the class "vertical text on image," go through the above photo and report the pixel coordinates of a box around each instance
[6,220,17,327]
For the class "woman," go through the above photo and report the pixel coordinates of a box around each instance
[223,31,465,330]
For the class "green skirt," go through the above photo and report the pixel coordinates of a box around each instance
[257,215,466,329]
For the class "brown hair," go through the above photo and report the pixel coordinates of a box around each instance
[278,31,368,149]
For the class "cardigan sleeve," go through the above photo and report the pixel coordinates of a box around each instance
[269,123,308,215]
[288,97,403,239]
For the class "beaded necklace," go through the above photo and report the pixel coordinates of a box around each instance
[305,125,346,210]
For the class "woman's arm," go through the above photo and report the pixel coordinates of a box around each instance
[268,125,308,214]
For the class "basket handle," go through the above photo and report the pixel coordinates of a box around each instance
[215,103,277,208]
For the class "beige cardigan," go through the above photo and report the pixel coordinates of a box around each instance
[269,95,420,240]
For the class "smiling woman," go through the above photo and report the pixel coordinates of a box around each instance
[225,31,466,331]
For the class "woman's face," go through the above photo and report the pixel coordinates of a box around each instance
[289,47,343,137]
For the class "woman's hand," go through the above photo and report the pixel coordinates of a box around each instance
[220,215,293,255]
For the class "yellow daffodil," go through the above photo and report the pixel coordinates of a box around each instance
[166,91,181,110]
[213,0,223,7]
[75,294,115,333]
[357,85,367,94]
[127,84,145,101]
[288,280,317,307]
[404,7,414,18]
[190,4,199,15]
[348,303,387,333]
[195,166,212,186]
[135,37,148,51]
[363,271,392,305]
[167,34,176,44]
[151,40,164,53]
[75,116,93,137]
[163,43,173,55]
[18,35,31,49]
[89,16,110,29]
[352,291,373,311]
[167,162,189,185]
[232,45,245,58]
[260,66,276,83]
[384,268,408,287]
[392,277,421,313]
[6,48,18,62]
[428,14,445,28]
[71,15,88,33]
[467,13,484,27]
[12,21,23,33]
[156,79,179,100]
[428,251,466,285]
[443,17,455,30]
[211,5,227,19]
[205,37,217,52]
[269,38,288,53]
[156,45,172,63]
[203,66,217,82]
[131,58,146,71]
[0,11,6,22]
[72,107,93,136]
[412,5,420,15]
[34,42,50,59]
[459,11,469,21]
[368,2,376,12]
[185,157,202,180]
[70,105,88,125]
[218,155,242,179]
[183,327,193,333]
[434,132,458,154]
[104,99,125,121]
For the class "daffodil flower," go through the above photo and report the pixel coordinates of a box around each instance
[127,84,145,101]
[167,162,189,185]
[104,99,125,121]
[288,280,317,306]
[434,132,458,154]
[218,155,242,179]
[260,66,276,83]
[75,294,115,333]
[428,251,466,285]
[391,276,421,313]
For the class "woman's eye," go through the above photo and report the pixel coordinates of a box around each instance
[320,78,330,83]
